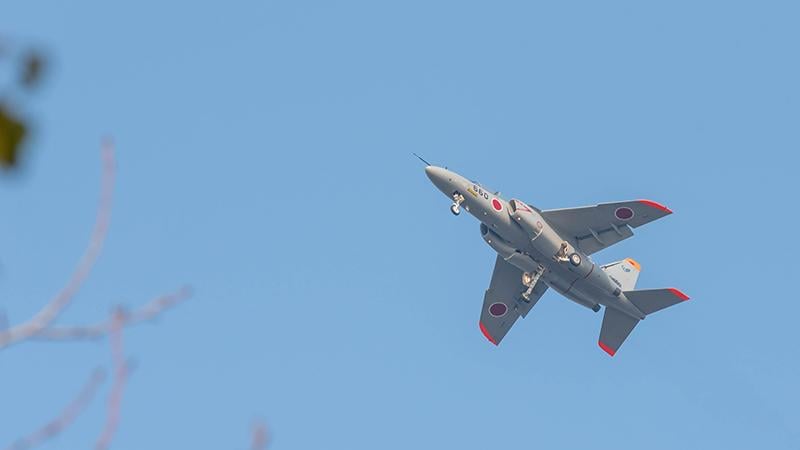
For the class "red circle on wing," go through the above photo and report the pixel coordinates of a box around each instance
[489,302,508,317]
[615,207,634,221]
[492,199,503,211]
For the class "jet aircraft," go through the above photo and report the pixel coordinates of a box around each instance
[423,163,689,356]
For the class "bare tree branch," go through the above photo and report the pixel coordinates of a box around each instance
[0,141,115,349]
[1,134,200,450]
[33,286,192,341]
[2,369,106,450]
[0,137,208,450]
[251,421,268,450]
[94,309,129,450]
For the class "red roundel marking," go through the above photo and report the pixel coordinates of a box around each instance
[615,207,634,221]
[491,198,503,211]
[488,302,508,317]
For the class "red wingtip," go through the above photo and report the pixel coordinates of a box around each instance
[639,199,673,214]
[668,288,690,301]
[479,322,498,345]
[598,341,616,357]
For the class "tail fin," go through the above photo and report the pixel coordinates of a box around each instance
[625,288,690,315]
[599,287,690,356]
[601,258,641,291]
[599,307,639,356]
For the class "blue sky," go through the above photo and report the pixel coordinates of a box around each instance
[1,1,798,449]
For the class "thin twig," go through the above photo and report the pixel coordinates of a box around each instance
[0,142,115,349]
[251,421,268,450]
[33,286,192,341]
[2,369,106,450]
[94,309,129,450]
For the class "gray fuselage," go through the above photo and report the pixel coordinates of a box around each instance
[425,166,644,319]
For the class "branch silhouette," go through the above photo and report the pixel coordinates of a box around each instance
[251,421,269,450]
[0,143,211,450]
[2,369,106,450]
[94,309,129,450]
[0,141,115,349]
[33,287,192,341]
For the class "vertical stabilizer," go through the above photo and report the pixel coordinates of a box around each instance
[599,307,640,356]
[601,258,641,291]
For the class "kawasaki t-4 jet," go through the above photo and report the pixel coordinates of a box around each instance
[423,164,689,356]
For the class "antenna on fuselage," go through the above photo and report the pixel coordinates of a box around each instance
[412,153,431,166]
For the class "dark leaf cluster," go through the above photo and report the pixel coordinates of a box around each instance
[0,37,47,171]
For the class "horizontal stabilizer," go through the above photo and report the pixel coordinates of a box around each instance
[599,307,639,356]
[625,288,690,316]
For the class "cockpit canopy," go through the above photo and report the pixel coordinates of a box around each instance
[508,199,538,213]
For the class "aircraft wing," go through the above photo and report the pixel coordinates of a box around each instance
[540,200,672,255]
[479,256,548,345]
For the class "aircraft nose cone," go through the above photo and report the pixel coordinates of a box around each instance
[424,165,437,179]
[424,166,452,194]
[424,165,444,184]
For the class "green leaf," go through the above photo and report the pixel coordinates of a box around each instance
[0,106,27,169]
